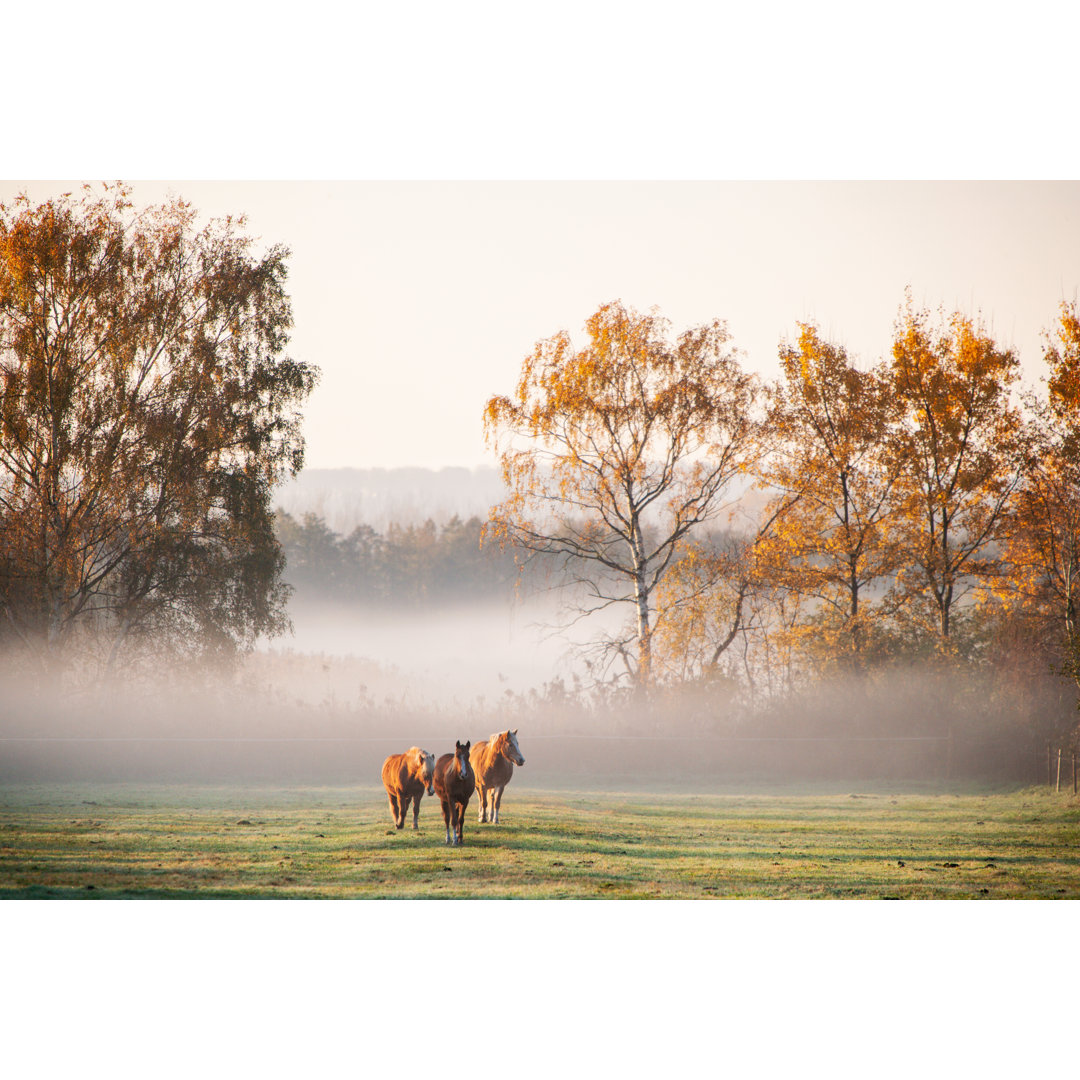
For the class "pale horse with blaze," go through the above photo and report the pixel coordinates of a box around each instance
[470,729,525,824]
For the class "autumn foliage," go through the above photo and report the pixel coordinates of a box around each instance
[483,298,1080,744]
[0,185,318,679]
[484,301,760,687]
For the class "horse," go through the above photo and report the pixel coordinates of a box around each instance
[381,747,436,830]
[471,729,525,824]
[433,740,475,846]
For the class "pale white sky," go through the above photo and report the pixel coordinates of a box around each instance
[6,5,1080,477]
[4,180,1079,471]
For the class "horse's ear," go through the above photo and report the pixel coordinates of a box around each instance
[512,729,518,736]
[465,741,471,750]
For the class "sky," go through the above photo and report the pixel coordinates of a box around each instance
[4,179,1079,472]
[5,3,1079,475]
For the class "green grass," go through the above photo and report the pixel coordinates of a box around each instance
[1,781,1078,898]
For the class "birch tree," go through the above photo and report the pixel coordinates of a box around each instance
[483,301,761,689]
[0,185,318,679]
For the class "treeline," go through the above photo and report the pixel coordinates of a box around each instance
[649,305,1080,707]
[274,511,526,604]
[480,298,1080,750]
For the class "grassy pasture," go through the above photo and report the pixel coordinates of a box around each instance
[0,781,1078,899]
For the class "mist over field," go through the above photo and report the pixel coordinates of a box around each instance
[283,597,579,701]
[1,459,1073,791]
[0,601,1056,790]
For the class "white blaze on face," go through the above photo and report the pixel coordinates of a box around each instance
[422,751,435,794]
[508,730,524,765]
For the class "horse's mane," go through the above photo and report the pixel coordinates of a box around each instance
[473,733,506,767]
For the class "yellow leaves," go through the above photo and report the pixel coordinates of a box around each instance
[1045,301,1080,420]
[483,301,761,687]
[892,300,1019,437]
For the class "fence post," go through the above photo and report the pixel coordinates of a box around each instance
[1073,751,1077,796]
[1056,747,1062,793]
[1048,742,1052,787]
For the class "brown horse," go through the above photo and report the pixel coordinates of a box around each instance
[381,747,436,830]
[471,729,525,824]
[433,740,475,846]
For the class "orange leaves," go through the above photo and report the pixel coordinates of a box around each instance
[763,324,903,646]
[883,299,1026,640]
[483,300,761,688]
[484,293,1080,689]
[892,298,1020,446]
[1045,301,1080,419]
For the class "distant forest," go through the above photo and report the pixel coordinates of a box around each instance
[273,466,507,534]
[274,510,524,605]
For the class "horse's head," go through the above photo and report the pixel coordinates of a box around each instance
[500,728,525,767]
[455,740,471,781]
[417,748,436,795]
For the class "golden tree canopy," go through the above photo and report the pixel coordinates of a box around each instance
[889,297,1024,641]
[484,300,761,687]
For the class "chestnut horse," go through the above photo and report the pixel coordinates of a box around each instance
[433,740,475,846]
[471,729,525,824]
[381,747,436,830]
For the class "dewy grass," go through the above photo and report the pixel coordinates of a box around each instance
[0,782,1077,899]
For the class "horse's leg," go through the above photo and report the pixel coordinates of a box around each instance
[492,785,504,824]
[441,798,452,845]
[400,793,413,829]
[388,792,402,828]
[477,783,488,823]
[411,793,421,830]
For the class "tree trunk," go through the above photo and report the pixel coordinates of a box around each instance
[634,574,652,689]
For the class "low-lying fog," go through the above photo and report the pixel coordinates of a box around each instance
[281,597,589,703]
[0,592,1060,788]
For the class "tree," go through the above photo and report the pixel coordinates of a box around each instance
[651,529,763,684]
[483,300,761,689]
[998,302,1080,712]
[756,324,905,672]
[888,297,1025,646]
[0,185,318,679]
[274,511,353,597]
